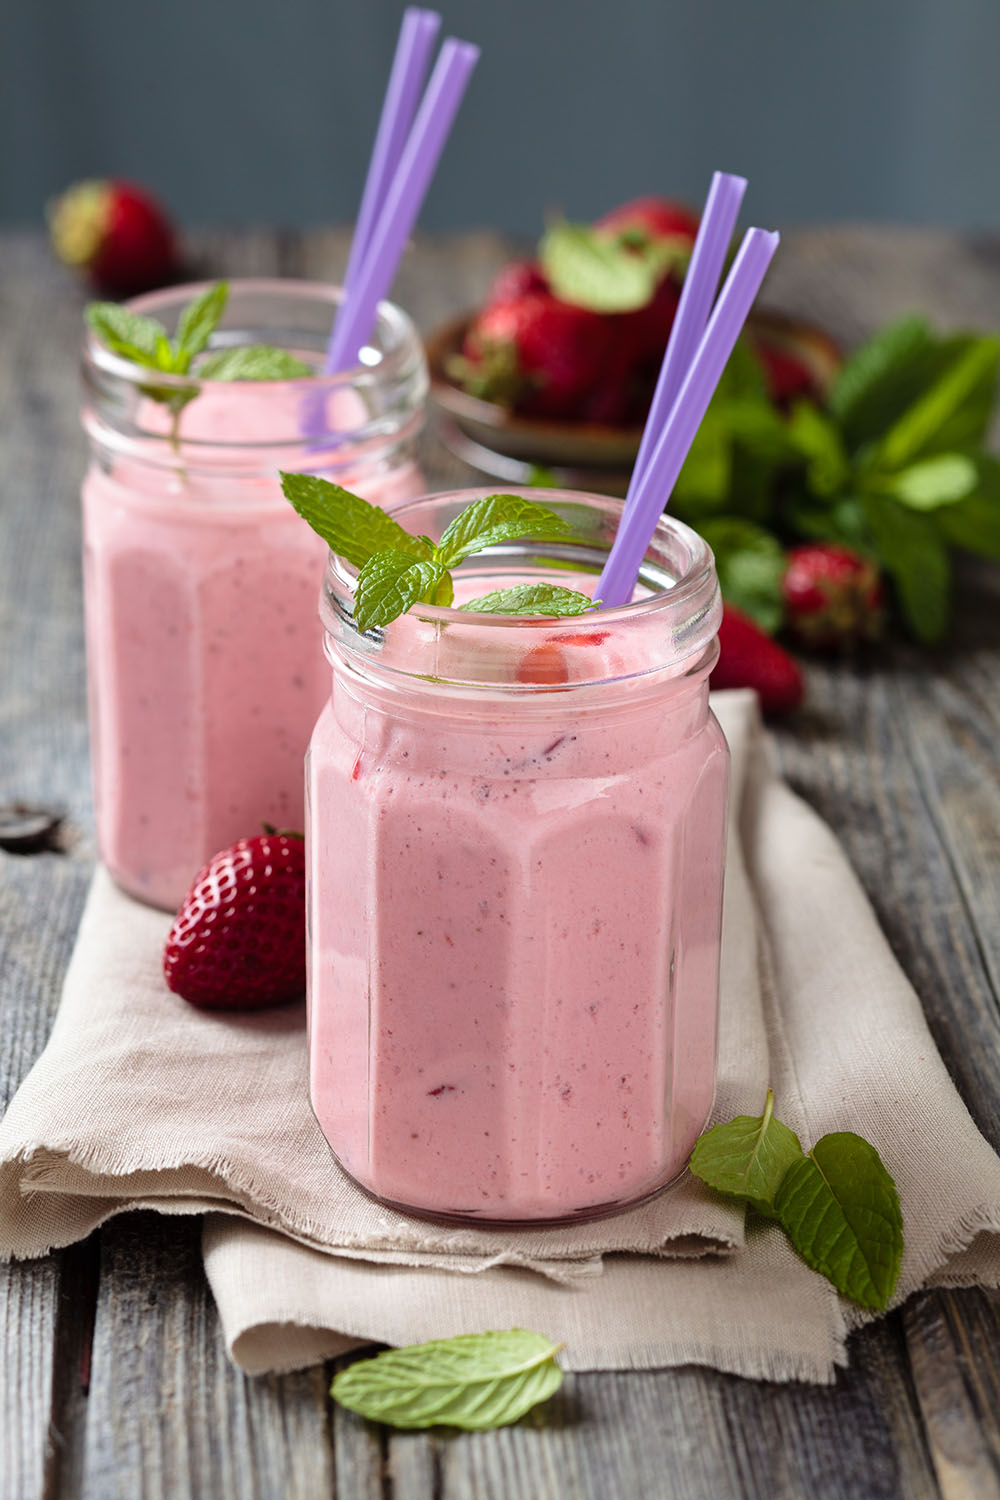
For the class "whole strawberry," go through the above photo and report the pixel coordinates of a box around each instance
[455,292,612,419]
[710,605,804,716]
[596,195,700,246]
[48,178,178,297]
[163,831,305,1011]
[783,543,886,651]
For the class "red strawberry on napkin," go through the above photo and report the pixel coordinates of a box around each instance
[163,831,306,1011]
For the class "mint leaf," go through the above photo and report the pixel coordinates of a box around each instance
[828,316,933,450]
[437,495,571,568]
[278,474,434,570]
[697,518,786,634]
[935,457,1000,559]
[689,1088,804,1218]
[873,337,1000,471]
[861,495,950,643]
[887,453,977,511]
[86,303,170,366]
[197,346,313,381]
[776,1132,903,1311]
[540,221,659,312]
[785,402,851,497]
[331,1329,563,1431]
[459,583,597,617]
[355,550,448,633]
[173,281,229,369]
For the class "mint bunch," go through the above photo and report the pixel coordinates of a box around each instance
[662,318,1000,644]
[279,474,598,631]
[690,1089,904,1310]
[86,281,313,444]
[331,1328,564,1430]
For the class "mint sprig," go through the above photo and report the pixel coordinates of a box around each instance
[690,1089,904,1310]
[279,474,599,631]
[331,1329,564,1430]
[86,281,313,445]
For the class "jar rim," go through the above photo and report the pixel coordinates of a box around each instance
[82,277,424,401]
[323,489,722,694]
[327,488,716,629]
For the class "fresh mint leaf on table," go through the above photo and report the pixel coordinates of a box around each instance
[690,1090,903,1310]
[331,1329,564,1430]
[86,281,312,443]
[279,474,600,632]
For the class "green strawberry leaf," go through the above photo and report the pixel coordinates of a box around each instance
[872,337,1000,472]
[331,1329,563,1431]
[458,583,597,617]
[886,453,977,511]
[437,495,571,569]
[539,221,659,313]
[355,550,448,633]
[173,280,229,369]
[697,518,786,634]
[86,303,170,367]
[198,346,313,381]
[861,494,951,643]
[776,1132,903,1310]
[689,1088,804,1218]
[278,474,434,570]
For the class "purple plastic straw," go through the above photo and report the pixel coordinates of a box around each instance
[324,8,441,374]
[597,228,780,608]
[629,171,745,494]
[324,37,480,376]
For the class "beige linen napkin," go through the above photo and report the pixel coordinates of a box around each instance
[3,691,1000,1382]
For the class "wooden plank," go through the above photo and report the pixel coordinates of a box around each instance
[905,1291,1000,1500]
[369,1314,936,1500]
[76,1216,335,1500]
[0,232,103,1500]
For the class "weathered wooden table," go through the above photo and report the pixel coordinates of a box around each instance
[3,226,1000,1500]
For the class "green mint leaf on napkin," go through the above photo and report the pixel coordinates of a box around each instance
[278,474,434,569]
[437,494,571,568]
[172,280,229,370]
[539,221,660,313]
[690,1095,904,1309]
[459,583,598,617]
[331,1329,564,1430]
[354,551,449,633]
[776,1132,904,1311]
[280,476,595,629]
[197,346,313,381]
[689,1087,804,1217]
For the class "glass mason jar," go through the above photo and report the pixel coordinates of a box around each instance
[307,490,729,1225]
[81,279,428,911]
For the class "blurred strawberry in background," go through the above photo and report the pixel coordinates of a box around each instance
[48,178,179,297]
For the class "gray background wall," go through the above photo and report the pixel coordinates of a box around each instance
[3,0,999,235]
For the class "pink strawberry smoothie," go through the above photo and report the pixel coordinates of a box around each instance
[306,492,728,1223]
[83,381,424,911]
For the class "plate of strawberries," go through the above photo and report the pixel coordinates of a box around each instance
[429,196,841,482]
